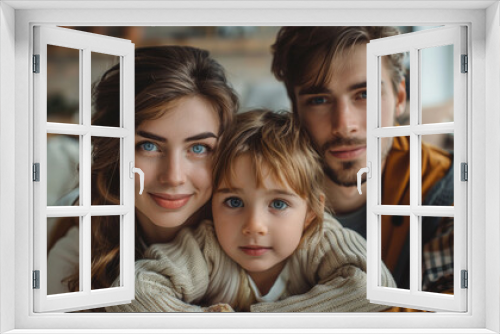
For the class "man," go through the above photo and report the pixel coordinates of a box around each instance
[271,26,454,292]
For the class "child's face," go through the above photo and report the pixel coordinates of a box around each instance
[212,154,315,283]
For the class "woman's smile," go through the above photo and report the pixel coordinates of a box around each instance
[149,193,193,210]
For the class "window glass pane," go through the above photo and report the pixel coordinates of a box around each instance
[381,136,410,205]
[420,45,454,124]
[91,215,120,290]
[47,44,80,124]
[91,137,121,205]
[47,134,80,206]
[91,52,120,126]
[380,52,410,127]
[47,217,80,295]
[381,215,409,289]
[421,216,454,294]
[421,134,454,206]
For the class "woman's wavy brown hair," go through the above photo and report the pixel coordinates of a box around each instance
[48,46,239,294]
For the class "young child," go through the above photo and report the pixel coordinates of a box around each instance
[107,109,396,312]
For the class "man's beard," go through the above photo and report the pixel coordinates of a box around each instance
[322,136,393,187]
[324,160,363,187]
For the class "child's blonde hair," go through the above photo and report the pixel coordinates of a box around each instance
[212,109,325,244]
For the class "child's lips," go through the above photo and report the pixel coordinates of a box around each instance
[240,246,271,256]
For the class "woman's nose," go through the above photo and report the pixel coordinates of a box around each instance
[242,210,268,236]
[158,152,186,187]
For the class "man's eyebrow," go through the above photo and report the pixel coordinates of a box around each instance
[298,81,367,96]
[136,130,166,142]
[297,86,331,96]
[185,132,218,142]
[348,81,367,91]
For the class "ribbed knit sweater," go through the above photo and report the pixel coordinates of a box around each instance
[106,213,396,312]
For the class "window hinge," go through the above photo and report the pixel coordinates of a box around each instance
[33,54,40,73]
[461,162,468,181]
[461,270,468,289]
[461,54,468,73]
[33,163,40,182]
[33,270,40,289]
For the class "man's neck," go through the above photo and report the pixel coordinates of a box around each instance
[324,178,367,215]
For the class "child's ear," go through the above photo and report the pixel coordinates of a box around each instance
[319,193,325,207]
[304,194,325,229]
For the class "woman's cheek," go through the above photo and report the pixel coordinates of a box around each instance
[135,157,156,189]
[193,159,213,193]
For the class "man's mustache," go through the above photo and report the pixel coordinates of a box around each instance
[321,137,366,153]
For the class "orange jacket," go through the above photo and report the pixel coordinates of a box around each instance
[381,136,452,273]
[381,136,452,312]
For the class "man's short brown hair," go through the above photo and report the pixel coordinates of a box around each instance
[271,26,405,114]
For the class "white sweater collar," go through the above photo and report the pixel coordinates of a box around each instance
[247,262,290,302]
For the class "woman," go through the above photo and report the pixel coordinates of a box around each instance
[47,46,239,296]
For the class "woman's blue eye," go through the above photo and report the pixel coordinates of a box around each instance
[270,200,288,210]
[191,144,207,155]
[141,142,158,152]
[225,197,244,208]
[358,91,367,100]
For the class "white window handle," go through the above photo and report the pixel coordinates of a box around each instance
[129,162,144,195]
[357,162,372,195]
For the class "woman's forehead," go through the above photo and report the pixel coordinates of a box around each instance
[138,96,220,138]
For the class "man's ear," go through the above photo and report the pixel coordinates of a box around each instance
[305,194,325,229]
[395,77,407,118]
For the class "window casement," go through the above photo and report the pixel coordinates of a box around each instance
[364,25,468,312]
[33,24,468,314]
[33,26,136,312]
[1,2,498,334]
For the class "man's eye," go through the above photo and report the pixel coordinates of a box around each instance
[307,96,328,106]
[140,142,159,152]
[190,144,208,155]
[225,197,244,208]
[356,90,367,100]
[270,200,288,210]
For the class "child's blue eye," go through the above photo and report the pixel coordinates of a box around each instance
[270,200,288,210]
[191,144,207,155]
[225,197,244,208]
[141,142,158,152]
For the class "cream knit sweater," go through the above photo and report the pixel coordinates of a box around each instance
[106,213,396,312]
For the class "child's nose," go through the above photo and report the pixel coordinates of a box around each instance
[242,210,268,236]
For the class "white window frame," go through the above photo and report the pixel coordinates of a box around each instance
[365,26,467,312]
[1,1,499,333]
[33,25,136,313]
